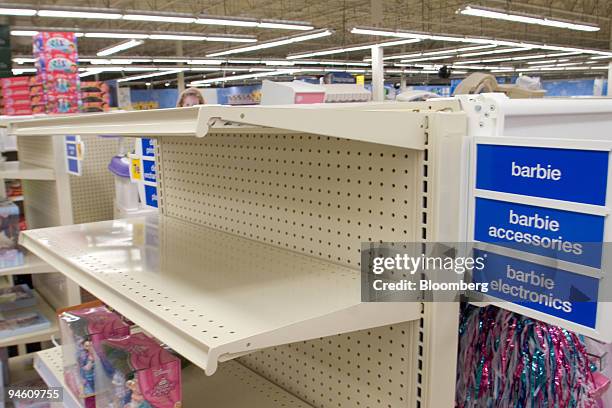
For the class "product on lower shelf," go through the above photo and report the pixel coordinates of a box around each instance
[0,309,50,339]
[95,332,182,408]
[0,284,36,311]
[0,199,25,268]
[59,303,131,408]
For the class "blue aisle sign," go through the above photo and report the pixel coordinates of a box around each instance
[141,138,156,158]
[472,141,610,334]
[474,198,605,268]
[142,159,156,183]
[476,144,609,205]
[144,184,158,208]
[64,135,83,176]
[473,249,599,328]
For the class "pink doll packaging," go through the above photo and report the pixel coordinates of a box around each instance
[1,87,30,99]
[59,304,131,408]
[94,333,182,408]
[0,76,30,88]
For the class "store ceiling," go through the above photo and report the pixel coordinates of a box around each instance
[3,0,612,83]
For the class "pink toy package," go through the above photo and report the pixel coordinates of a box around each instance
[1,86,30,99]
[59,304,131,408]
[0,76,30,88]
[95,333,182,408]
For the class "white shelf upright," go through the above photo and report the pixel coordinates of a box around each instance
[9,101,467,408]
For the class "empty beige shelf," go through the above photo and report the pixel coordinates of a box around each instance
[0,161,55,180]
[20,215,419,375]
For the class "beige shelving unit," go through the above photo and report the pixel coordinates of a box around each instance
[9,102,466,407]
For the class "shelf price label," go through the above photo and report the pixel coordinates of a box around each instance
[134,138,158,209]
[64,135,84,176]
[469,138,612,341]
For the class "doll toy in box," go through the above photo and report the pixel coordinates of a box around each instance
[95,333,182,408]
[0,200,23,268]
[59,303,131,408]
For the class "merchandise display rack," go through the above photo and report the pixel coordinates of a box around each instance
[8,101,466,407]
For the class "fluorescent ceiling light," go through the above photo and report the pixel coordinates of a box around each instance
[188,59,224,65]
[196,18,257,27]
[12,68,36,74]
[97,39,144,56]
[149,34,207,41]
[458,5,599,32]
[0,7,36,16]
[10,30,38,36]
[84,32,149,39]
[399,55,450,63]
[117,69,185,83]
[206,36,255,43]
[38,9,122,19]
[257,22,313,30]
[152,58,190,63]
[12,57,36,64]
[287,38,419,59]
[459,47,531,57]
[123,14,196,23]
[380,44,496,61]
[207,29,332,57]
[190,69,300,85]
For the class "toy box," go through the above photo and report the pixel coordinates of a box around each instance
[1,87,30,99]
[95,333,182,408]
[0,284,36,311]
[2,97,31,107]
[1,106,33,116]
[0,77,30,88]
[60,304,131,408]
[0,200,21,250]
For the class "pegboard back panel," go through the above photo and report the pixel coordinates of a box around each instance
[68,135,117,224]
[159,131,421,268]
[157,129,426,408]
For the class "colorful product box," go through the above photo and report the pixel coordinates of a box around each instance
[95,333,182,408]
[2,97,32,107]
[59,305,131,408]
[0,77,30,88]
[0,200,21,250]
[1,87,30,98]
[1,106,32,116]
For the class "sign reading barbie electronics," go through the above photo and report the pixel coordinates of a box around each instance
[470,139,612,341]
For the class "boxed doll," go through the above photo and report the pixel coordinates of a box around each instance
[95,333,182,408]
[0,200,21,249]
[59,304,131,408]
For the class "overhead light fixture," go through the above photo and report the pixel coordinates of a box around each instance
[190,69,300,85]
[458,5,599,32]
[378,44,496,61]
[12,57,36,64]
[2,4,313,30]
[10,30,39,36]
[287,38,419,59]
[351,26,612,57]
[117,69,185,83]
[84,32,149,39]
[97,39,144,56]
[38,9,122,19]
[257,22,313,30]
[459,47,531,57]
[11,27,256,43]
[0,7,36,16]
[12,68,36,74]
[123,13,196,23]
[207,29,332,57]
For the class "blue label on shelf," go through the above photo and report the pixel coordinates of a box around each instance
[474,198,605,268]
[472,249,599,328]
[142,159,156,183]
[476,144,609,206]
[65,135,77,142]
[65,143,77,158]
[144,184,158,208]
[141,138,156,158]
[67,158,80,175]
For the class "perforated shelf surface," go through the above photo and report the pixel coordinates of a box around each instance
[20,215,419,375]
[35,346,312,408]
[0,161,55,180]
